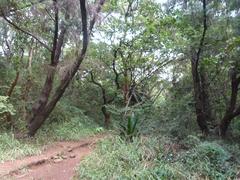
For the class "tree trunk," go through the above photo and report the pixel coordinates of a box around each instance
[7,71,20,97]
[190,0,209,135]
[102,106,110,128]
[4,71,20,127]
[28,67,56,125]
[219,68,240,137]
[28,54,85,136]
[219,114,234,137]
[22,45,34,121]
[123,72,129,105]
[199,67,215,126]
[191,60,209,134]
[27,0,105,136]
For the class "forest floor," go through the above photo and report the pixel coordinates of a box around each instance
[0,134,105,180]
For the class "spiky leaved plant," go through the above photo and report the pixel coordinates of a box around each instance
[120,113,139,142]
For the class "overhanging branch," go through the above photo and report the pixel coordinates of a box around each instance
[2,15,52,52]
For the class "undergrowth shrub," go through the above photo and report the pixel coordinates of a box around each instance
[37,103,102,140]
[179,142,237,179]
[157,92,198,139]
[0,96,15,129]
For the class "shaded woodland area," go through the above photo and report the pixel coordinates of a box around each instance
[0,0,240,179]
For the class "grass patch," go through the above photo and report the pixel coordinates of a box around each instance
[0,133,41,162]
[77,135,239,180]
[37,117,103,141]
[76,135,186,179]
[36,108,104,141]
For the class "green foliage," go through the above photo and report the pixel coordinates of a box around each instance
[0,96,16,129]
[37,102,103,141]
[0,96,15,115]
[179,142,236,179]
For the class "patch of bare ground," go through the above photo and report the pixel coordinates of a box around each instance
[0,134,105,180]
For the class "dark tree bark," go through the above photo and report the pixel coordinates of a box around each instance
[191,0,211,135]
[27,0,65,126]
[191,59,209,134]
[199,66,215,126]
[101,106,111,129]
[7,71,20,97]
[27,0,106,136]
[89,71,116,128]
[219,67,240,137]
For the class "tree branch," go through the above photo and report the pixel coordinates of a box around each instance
[2,15,52,52]
[89,71,107,104]
[51,0,59,65]
[89,0,106,35]
[195,0,207,66]
[112,49,121,89]
[2,14,52,52]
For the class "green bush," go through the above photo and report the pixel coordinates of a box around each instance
[0,96,16,129]
[0,96,15,115]
[37,104,103,140]
[179,142,237,179]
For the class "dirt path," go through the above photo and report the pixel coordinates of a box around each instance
[0,135,104,180]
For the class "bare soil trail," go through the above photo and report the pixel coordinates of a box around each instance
[0,134,105,180]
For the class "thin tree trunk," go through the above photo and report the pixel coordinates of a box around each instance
[4,71,20,126]
[22,44,34,121]
[190,0,209,135]
[123,71,129,105]
[7,72,20,97]
[191,60,209,134]
[219,114,234,137]
[102,106,110,129]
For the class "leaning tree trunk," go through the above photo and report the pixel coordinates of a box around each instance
[28,68,56,125]
[27,0,63,127]
[219,114,234,137]
[27,0,106,136]
[28,54,86,136]
[4,71,20,127]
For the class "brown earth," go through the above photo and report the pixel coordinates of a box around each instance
[0,135,105,180]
